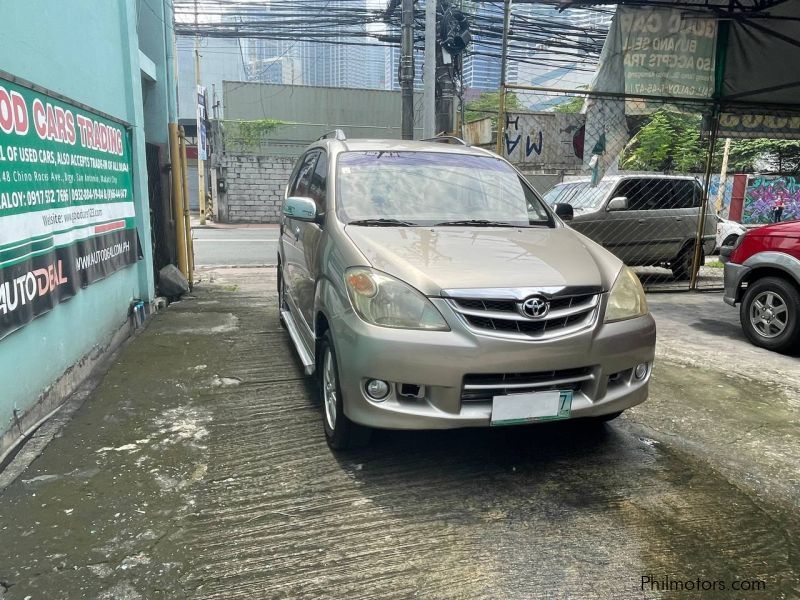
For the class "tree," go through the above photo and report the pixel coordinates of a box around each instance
[620,108,800,174]
[725,138,800,174]
[621,110,706,172]
[464,91,521,125]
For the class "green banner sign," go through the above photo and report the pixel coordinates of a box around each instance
[0,76,140,340]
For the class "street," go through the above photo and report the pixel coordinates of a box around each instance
[192,225,279,267]
[0,262,797,599]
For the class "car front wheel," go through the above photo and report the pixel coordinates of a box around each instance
[319,331,372,450]
[740,277,800,353]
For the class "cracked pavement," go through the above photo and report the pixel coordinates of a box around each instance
[0,267,797,598]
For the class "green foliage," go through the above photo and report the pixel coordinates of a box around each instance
[725,138,800,173]
[621,110,705,172]
[465,91,522,124]
[223,119,285,151]
[621,109,800,174]
[553,96,585,114]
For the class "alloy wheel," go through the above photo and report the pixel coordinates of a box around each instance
[749,291,788,338]
[323,348,338,430]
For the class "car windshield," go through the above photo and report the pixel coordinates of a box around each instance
[336,151,552,227]
[544,181,615,210]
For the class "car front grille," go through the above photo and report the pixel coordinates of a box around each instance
[461,367,594,402]
[446,292,600,340]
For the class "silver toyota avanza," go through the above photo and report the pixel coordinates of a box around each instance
[278,133,656,449]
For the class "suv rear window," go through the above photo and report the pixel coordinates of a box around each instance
[336,151,553,227]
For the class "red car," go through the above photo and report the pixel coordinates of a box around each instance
[723,220,800,352]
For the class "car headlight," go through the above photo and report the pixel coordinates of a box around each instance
[604,267,648,323]
[344,267,449,331]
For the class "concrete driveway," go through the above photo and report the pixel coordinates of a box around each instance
[0,267,797,599]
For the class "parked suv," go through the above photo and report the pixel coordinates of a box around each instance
[543,176,717,279]
[723,220,800,352]
[278,134,656,449]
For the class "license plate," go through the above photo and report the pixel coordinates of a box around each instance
[490,390,573,426]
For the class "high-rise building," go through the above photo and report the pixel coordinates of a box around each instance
[239,0,385,90]
[461,3,504,93]
[384,45,424,92]
[462,4,612,102]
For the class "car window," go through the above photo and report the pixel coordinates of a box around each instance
[336,151,553,227]
[561,181,615,210]
[307,151,328,213]
[671,180,701,209]
[290,152,319,198]
[614,179,673,211]
[543,184,574,205]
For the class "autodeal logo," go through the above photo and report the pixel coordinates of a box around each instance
[0,260,68,315]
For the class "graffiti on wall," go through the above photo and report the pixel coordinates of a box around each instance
[742,176,800,224]
[504,113,586,169]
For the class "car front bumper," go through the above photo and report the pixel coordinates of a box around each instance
[723,262,749,306]
[330,297,656,430]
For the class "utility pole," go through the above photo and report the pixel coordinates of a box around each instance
[435,48,455,135]
[423,0,436,138]
[400,0,415,139]
[495,0,512,155]
[194,0,207,225]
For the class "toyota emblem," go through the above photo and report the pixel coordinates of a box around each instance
[520,295,550,319]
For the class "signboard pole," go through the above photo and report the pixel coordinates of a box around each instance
[169,123,189,278]
[195,40,206,226]
[179,127,194,288]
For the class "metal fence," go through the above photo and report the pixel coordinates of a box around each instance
[499,85,800,291]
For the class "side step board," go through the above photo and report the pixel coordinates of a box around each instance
[281,309,315,375]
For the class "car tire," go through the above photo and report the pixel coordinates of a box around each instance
[277,266,287,329]
[739,277,800,353]
[672,245,703,281]
[319,331,372,450]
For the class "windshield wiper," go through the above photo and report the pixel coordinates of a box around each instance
[347,218,416,227]
[434,219,522,227]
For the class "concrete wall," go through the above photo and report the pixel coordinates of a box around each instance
[218,154,296,223]
[223,81,424,141]
[0,0,169,456]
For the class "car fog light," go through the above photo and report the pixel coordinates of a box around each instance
[634,363,649,380]
[365,379,390,400]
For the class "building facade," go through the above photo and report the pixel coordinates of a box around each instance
[0,0,175,458]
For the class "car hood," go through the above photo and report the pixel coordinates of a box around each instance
[749,220,800,238]
[344,226,621,296]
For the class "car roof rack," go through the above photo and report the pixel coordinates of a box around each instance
[421,135,468,145]
[317,129,346,141]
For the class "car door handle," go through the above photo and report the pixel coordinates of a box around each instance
[637,219,645,224]
[675,217,683,222]
[294,226,300,241]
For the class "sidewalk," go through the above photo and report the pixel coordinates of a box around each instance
[0,268,305,598]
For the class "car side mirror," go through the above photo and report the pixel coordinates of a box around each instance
[283,196,318,222]
[554,203,574,221]
[607,196,628,212]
